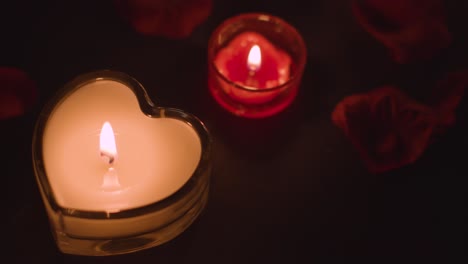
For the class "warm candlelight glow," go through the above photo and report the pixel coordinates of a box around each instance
[247,44,262,72]
[100,121,117,164]
[37,76,208,254]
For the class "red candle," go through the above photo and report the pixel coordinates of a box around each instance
[214,32,292,105]
[208,13,307,118]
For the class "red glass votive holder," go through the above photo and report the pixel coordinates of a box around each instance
[208,13,307,118]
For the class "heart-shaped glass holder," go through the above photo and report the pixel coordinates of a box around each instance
[32,70,212,256]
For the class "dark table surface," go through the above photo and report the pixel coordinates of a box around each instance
[3,0,467,263]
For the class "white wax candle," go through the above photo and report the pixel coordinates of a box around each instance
[42,80,202,212]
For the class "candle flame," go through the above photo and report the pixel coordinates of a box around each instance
[247,44,262,72]
[100,121,117,164]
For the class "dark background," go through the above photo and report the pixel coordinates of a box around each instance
[2,0,467,263]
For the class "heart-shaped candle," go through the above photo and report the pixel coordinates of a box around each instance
[32,70,212,256]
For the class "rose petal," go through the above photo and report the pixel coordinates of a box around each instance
[115,0,213,39]
[332,86,436,173]
[351,0,452,63]
[428,70,468,122]
[0,67,37,120]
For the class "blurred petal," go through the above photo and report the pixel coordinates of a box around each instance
[332,86,436,173]
[351,0,451,63]
[428,70,468,120]
[115,0,213,38]
[0,67,37,120]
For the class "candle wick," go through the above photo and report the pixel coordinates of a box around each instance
[100,151,115,165]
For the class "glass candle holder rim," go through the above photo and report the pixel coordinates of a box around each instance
[208,12,307,93]
[32,69,212,220]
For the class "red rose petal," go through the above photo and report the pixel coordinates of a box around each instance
[428,70,468,123]
[0,67,38,120]
[332,69,468,174]
[115,0,213,39]
[332,86,436,173]
[351,0,452,63]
